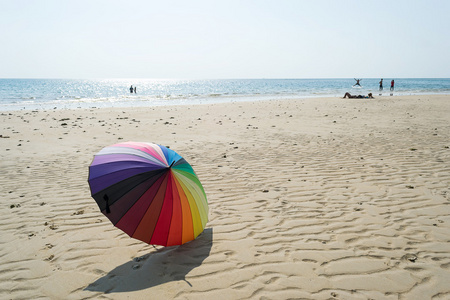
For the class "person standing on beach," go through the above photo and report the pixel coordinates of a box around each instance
[379,79,383,91]
[134,86,136,94]
[390,80,395,91]
[130,85,133,93]
[353,78,362,87]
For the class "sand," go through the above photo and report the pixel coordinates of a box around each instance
[1,94,449,299]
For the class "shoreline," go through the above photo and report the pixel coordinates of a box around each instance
[2,93,449,113]
[1,94,449,299]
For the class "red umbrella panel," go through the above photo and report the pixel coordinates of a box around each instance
[88,142,208,246]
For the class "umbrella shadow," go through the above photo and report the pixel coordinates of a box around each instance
[85,228,213,293]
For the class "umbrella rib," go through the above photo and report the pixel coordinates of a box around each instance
[89,165,164,182]
[131,143,169,165]
[163,171,175,246]
[90,168,166,199]
[96,147,167,167]
[130,172,169,241]
[92,155,166,169]
[159,172,174,246]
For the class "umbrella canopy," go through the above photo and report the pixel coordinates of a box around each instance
[88,141,208,246]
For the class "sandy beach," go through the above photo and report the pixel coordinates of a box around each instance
[1,94,449,299]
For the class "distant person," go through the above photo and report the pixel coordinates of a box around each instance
[379,79,383,91]
[390,80,395,91]
[343,92,374,99]
[134,86,136,94]
[130,85,134,93]
[353,78,362,86]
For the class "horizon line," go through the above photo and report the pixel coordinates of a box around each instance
[1,77,449,80]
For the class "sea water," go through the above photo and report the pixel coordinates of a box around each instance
[0,78,449,111]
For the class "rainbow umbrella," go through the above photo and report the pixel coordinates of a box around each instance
[88,141,208,246]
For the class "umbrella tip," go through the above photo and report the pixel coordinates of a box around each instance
[169,161,175,168]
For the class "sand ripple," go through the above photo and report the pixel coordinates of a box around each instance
[1,95,449,299]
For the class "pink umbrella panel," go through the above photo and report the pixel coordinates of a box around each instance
[88,142,208,247]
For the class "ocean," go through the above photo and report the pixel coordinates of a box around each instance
[0,78,449,111]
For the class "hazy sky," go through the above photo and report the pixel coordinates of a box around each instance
[1,0,449,79]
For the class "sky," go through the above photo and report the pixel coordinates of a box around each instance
[1,0,449,79]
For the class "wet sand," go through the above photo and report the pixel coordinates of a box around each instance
[1,94,449,299]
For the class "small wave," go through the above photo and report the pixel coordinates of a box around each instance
[16,100,36,104]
